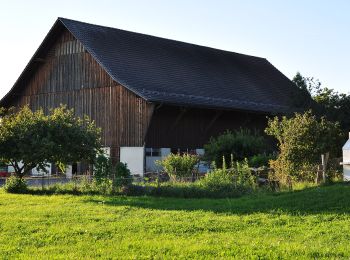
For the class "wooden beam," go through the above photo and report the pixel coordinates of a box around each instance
[142,103,155,142]
[168,107,187,132]
[204,110,223,134]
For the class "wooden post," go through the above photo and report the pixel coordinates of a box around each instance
[157,170,160,188]
[321,152,329,183]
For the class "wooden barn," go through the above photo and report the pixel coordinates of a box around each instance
[0,18,302,175]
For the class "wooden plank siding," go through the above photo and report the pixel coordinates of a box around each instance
[7,29,154,160]
[145,105,268,149]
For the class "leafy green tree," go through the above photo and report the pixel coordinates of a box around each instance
[265,111,343,183]
[291,72,314,109]
[204,129,268,168]
[292,72,350,131]
[0,105,101,179]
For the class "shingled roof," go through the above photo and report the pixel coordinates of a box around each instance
[1,18,303,113]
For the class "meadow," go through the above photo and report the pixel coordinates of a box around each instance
[1,183,350,259]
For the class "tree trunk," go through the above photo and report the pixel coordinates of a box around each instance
[11,161,33,179]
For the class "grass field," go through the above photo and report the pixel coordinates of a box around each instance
[1,183,350,259]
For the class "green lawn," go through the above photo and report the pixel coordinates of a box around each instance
[1,184,350,259]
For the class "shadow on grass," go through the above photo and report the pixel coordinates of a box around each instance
[83,183,350,215]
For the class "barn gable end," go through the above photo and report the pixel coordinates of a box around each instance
[5,24,154,160]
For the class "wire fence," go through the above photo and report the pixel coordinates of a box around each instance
[1,158,341,188]
[0,167,274,188]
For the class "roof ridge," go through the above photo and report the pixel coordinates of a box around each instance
[58,17,267,60]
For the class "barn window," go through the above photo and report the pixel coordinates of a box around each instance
[145,148,161,157]
[171,148,196,155]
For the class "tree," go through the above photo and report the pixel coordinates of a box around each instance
[291,72,314,109]
[204,129,269,168]
[265,111,343,183]
[0,105,101,178]
[292,72,350,132]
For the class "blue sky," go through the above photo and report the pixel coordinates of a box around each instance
[0,0,349,99]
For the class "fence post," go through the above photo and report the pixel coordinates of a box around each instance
[157,170,160,188]
[321,152,329,183]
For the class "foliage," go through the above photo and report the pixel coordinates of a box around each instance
[200,158,256,192]
[1,184,350,258]
[93,153,132,191]
[156,153,199,179]
[204,129,268,168]
[265,110,343,183]
[92,178,113,195]
[4,175,28,193]
[144,182,246,199]
[114,162,132,188]
[291,72,314,108]
[248,153,276,168]
[94,154,113,184]
[293,72,350,132]
[0,105,101,178]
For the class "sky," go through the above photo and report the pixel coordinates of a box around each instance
[0,0,349,99]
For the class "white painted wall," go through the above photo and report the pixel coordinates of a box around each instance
[344,166,350,181]
[195,148,209,173]
[65,165,73,178]
[196,149,205,156]
[145,156,161,172]
[145,148,171,172]
[31,163,52,176]
[161,148,171,157]
[120,147,145,176]
[343,134,350,181]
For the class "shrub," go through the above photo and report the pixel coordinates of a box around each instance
[156,153,199,180]
[94,154,113,184]
[92,178,113,195]
[265,110,343,183]
[200,158,256,194]
[249,153,276,168]
[204,129,268,168]
[93,155,132,193]
[4,176,28,193]
[113,162,132,188]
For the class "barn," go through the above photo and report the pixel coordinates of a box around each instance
[0,18,302,175]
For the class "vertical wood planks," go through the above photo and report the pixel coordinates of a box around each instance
[9,28,155,161]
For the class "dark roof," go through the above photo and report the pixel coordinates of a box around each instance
[1,18,303,113]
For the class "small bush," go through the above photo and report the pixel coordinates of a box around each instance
[249,153,276,168]
[4,176,28,193]
[93,154,132,192]
[114,162,132,188]
[156,153,199,180]
[93,178,113,195]
[120,184,146,196]
[94,154,113,184]
[200,158,256,192]
[204,129,269,168]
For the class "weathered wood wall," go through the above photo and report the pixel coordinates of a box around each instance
[8,28,154,160]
